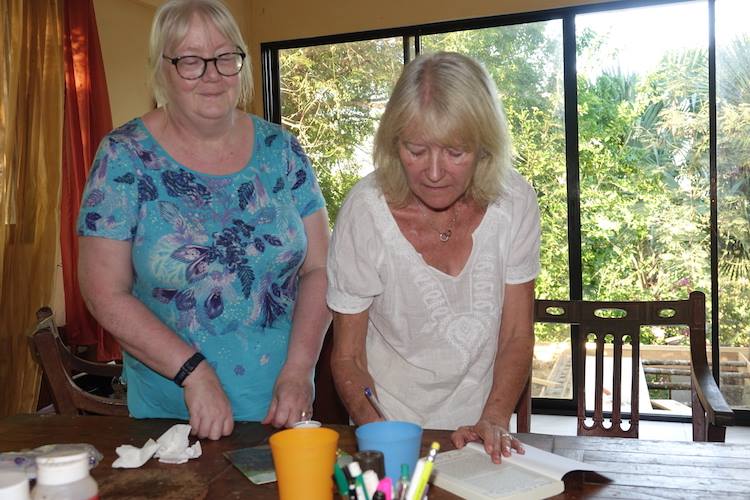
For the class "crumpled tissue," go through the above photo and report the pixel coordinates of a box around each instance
[112,424,202,468]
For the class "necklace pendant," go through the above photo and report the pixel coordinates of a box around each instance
[439,230,452,242]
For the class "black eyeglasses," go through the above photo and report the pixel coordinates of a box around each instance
[162,51,246,80]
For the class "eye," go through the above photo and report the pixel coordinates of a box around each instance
[403,142,426,157]
[446,148,466,158]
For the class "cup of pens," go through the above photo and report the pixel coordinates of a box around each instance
[356,421,423,482]
[269,427,339,500]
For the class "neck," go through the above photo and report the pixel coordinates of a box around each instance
[163,106,238,144]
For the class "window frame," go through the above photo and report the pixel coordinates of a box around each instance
[261,0,749,425]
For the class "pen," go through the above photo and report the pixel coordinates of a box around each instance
[403,458,425,500]
[347,461,370,500]
[409,442,439,500]
[396,464,410,500]
[363,387,390,420]
[376,477,393,500]
[334,462,350,499]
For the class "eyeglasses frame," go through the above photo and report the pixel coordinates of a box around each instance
[162,50,246,80]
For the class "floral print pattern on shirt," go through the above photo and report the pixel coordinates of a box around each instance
[77,115,325,420]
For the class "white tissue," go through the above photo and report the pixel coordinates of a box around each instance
[112,424,201,468]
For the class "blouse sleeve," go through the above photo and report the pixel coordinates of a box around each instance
[77,135,142,241]
[505,173,542,284]
[284,132,326,219]
[326,182,385,314]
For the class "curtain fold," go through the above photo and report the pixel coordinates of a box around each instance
[0,0,64,416]
[61,0,120,361]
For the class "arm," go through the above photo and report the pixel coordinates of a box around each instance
[452,280,535,462]
[330,309,382,424]
[78,236,233,440]
[263,208,332,427]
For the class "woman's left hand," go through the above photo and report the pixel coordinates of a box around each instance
[451,419,525,464]
[261,365,314,428]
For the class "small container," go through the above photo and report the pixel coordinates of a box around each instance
[0,470,30,500]
[292,419,322,429]
[31,450,98,500]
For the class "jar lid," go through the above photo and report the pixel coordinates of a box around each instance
[35,450,90,485]
[0,470,30,499]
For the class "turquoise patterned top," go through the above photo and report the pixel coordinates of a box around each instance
[77,115,325,420]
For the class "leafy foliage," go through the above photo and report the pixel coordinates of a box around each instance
[279,27,750,348]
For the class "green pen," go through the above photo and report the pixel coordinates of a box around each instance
[333,462,350,499]
[397,463,410,500]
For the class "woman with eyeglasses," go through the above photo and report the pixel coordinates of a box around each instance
[77,0,330,440]
[328,52,540,463]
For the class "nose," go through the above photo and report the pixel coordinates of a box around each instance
[202,60,222,81]
[425,150,445,182]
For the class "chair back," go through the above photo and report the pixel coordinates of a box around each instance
[534,291,733,440]
[27,307,128,416]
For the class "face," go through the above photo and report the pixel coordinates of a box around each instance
[398,125,478,210]
[164,14,240,122]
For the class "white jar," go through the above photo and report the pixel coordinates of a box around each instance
[0,470,31,500]
[31,451,98,500]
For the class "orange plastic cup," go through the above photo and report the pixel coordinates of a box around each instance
[269,427,340,500]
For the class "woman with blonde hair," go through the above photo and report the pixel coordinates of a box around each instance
[328,51,540,463]
[77,0,330,440]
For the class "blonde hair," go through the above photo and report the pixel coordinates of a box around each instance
[373,51,512,207]
[148,0,253,107]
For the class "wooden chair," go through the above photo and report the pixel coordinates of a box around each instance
[313,324,533,432]
[27,307,128,416]
[534,291,734,441]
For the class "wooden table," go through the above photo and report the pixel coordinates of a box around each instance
[1,414,749,499]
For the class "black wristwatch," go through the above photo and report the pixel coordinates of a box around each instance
[173,352,206,387]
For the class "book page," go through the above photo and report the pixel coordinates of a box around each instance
[466,441,596,479]
[434,446,562,499]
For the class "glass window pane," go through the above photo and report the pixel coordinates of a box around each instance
[716,0,750,411]
[423,22,570,400]
[576,1,711,415]
[279,39,403,224]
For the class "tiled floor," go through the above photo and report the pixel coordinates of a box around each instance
[510,414,750,443]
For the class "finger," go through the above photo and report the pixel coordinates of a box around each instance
[489,426,502,464]
[189,414,202,437]
[451,429,469,448]
[261,397,279,425]
[501,432,513,457]
[223,416,234,437]
[208,418,223,441]
[511,437,525,454]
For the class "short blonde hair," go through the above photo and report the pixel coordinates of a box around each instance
[148,0,253,107]
[373,51,512,207]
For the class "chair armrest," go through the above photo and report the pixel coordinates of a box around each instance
[66,352,122,378]
[690,353,734,426]
[689,330,734,427]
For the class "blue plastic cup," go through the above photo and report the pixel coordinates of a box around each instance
[355,421,422,481]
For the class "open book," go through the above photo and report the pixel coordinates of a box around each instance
[433,441,595,499]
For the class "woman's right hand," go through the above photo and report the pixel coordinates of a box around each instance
[182,362,234,440]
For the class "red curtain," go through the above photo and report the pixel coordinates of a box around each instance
[61,0,120,361]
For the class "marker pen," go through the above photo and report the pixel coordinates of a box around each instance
[347,461,369,500]
[362,470,379,499]
[403,458,425,500]
[375,477,393,500]
[334,462,350,499]
[396,464,410,500]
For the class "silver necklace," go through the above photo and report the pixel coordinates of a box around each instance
[416,200,460,242]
